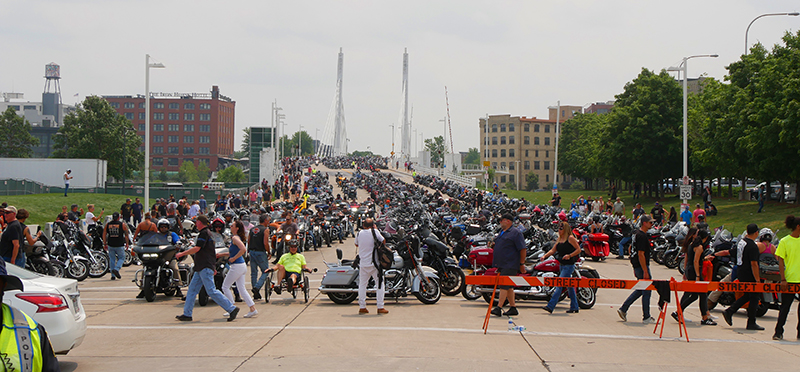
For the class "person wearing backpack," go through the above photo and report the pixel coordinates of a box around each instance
[354,218,388,315]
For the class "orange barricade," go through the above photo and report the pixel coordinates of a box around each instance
[467,275,800,341]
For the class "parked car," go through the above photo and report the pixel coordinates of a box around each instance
[748,182,797,201]
[3,264,87,354]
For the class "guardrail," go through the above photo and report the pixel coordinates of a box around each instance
[412,164,476,188]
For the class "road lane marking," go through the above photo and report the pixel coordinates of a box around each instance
[86,324,789,345]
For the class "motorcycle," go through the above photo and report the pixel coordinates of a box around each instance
[421,234,465,297]
[319,236,442,305]
[476,257,597,309]
[49,221,92,281]
[132,232,190,302]
[23,233,61,277]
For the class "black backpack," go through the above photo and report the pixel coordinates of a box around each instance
[371,228,392,270]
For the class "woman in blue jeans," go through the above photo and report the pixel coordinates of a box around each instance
[541,221,581,314]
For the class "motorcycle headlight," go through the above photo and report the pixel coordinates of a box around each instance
[285,234,292,240]
[142,253,158,259]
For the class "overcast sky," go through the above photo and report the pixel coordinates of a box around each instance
[2,1,798,157]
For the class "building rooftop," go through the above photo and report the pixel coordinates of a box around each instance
[102,91,233,103]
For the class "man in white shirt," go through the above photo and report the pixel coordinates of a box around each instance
[354,218,388,315]
[187,201,200,218]
[63,169,73,197]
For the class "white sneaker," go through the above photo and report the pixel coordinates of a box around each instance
[223,312,229,317]
[643,316,656,324]
[244,310,258,318]
[617,309,627,322]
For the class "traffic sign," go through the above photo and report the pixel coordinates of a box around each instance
[680,185,692,200]
[484,173,489,180]
[483,161,490,167]
[682,176,690,185]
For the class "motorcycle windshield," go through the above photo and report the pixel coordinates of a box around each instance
[137,232,172,246]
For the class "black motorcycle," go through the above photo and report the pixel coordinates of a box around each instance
[421,235,465,297]
[133,232,190,302]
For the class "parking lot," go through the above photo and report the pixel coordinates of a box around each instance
[59,210,800,371]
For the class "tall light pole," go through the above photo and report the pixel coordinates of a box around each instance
[413,128,417,155]
[298,125,304,157]
[745,12,799,54]
[667,54,718,206]
[389,124,395,159]
[553,101,560,194]
[144,54,165,207]
[315,128,320,154]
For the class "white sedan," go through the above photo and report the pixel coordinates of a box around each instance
[2,264,87,354]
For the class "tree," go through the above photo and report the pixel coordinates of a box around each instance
[525,172,540,191]
[217,166,246,182]
[290,131,315,156]
[351,150,374,157]
[463,148,480,165]
[0,107,39,158]
[240,127,251,153]
[53,96,143,180]
[605,68,682,198]
[178,161,199,183]
[557,113,608,188]
[158,168,168,182]
[424,136,446,167]
[196,161,211,182]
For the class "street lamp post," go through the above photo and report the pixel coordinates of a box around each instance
[298,125,304,157]
[144,54,165,207]
[389,124,395,160]
[745,12,799,54]
[667,54,718,206]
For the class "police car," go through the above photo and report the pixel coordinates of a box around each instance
[3,264,87,354]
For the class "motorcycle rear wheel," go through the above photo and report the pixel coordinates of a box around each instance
[123,250,133,267]
[51,261,66,278]
[326,292,357,304]
[30,260,56,276]
[461,283,481,301]
[677,256,685,275]
[577,287,596,309]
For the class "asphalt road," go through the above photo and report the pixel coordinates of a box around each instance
[58,166,800,371]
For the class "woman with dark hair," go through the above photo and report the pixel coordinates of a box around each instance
[222,220,258,318]
[541,220,581,314]
[773,215,800,340]
[673,229,716,325]
[668,207,678,224]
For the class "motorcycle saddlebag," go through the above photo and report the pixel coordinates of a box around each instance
[468,247,493,266]
[466,224,481,235]
[587,233,609,242]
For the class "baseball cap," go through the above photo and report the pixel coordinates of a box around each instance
[4,206,17,215]
[500,213,514,222]
[640,215,653,223]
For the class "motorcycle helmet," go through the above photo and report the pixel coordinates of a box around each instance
[758,227,774,243]
[157,219,170,229]
[211,217,226,231]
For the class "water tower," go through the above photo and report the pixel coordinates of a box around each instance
[42,63,62,125]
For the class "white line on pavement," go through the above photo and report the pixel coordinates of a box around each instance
[86,324,788,345]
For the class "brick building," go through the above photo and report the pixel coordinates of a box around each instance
[104,86,235,172]
[479,114,570,190]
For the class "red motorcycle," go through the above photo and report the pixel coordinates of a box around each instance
[465,246,599,308]
[573,225,610,261]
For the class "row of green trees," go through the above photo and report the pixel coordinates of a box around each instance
[239,127,315,158]
[558,31,800,199]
